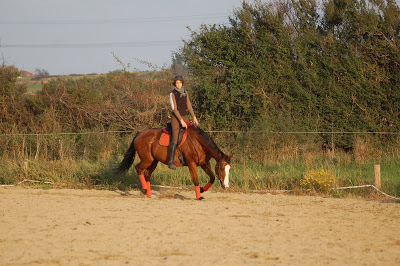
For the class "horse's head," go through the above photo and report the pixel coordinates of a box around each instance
[215,154,233,189]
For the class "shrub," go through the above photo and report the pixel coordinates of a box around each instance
[300,169,336,193]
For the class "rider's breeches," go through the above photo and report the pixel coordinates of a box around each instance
[171,114,188,144]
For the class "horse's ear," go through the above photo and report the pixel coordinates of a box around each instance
[229,153,233,160]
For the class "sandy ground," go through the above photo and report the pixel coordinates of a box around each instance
[0,187,399,265]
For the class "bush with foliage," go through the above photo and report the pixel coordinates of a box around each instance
[181,0,400,149]
[0,66,183,160]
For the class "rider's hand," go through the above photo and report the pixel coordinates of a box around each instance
[181,120,188,128]
[193,117,199,126]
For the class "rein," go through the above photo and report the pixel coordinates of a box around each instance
[186,132,200,165]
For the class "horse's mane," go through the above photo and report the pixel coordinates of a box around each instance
[192,126,230,163]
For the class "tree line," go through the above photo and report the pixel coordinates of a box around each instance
[180,0,400,149]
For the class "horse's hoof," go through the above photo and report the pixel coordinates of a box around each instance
[200,187,204,193]
[140,189,147,195]
[198,197,204,200]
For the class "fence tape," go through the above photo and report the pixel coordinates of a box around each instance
[0,130,400,137]
[0,130,137,137]
[0,179,55,187]
[330,184,400,200]
[2,179,398,200]
[252,185,400,200]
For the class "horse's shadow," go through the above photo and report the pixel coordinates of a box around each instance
[113,190,135,197]
[112,189,192,200]
[173,194,190,200]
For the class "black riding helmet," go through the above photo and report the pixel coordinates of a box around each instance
[172,75,184,86]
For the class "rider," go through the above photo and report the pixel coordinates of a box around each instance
[168,75,199,170]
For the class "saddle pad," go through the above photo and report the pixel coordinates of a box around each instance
[159,128,188,147]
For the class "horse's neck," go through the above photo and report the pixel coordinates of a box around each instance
[193,131,222,161]
[204,145,221,160]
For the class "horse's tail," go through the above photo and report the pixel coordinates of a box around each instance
[115,134,138,176]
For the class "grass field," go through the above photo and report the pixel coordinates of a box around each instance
[26,83,43,92]
[1,154,399,200]
[19,73,104,93]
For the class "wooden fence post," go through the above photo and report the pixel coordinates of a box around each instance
[374,164,381,189]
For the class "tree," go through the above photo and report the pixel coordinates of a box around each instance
[34,68,49,79]
[171,52,189,76]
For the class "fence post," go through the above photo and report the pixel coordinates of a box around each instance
[374,164,381,189]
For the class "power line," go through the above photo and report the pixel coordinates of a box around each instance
[0,40,183,48]
[0,13,228,25]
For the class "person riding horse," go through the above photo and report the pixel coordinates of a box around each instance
[115,75,232,200]
[168,75,199,169]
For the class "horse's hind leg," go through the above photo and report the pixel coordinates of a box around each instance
[188,163,204,200]
[135,160,153,197]
[143,160,159,197]
[135,163,147,190]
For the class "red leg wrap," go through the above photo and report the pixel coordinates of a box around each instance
[195,186,202,199]
[203,182,213,192]
[139,175,147,190]
[146,181,152,197]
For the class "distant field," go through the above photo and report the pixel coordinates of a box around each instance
[19,73,104,93]
[27,83,43,92]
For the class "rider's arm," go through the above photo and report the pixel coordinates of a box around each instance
[186,92,198,125]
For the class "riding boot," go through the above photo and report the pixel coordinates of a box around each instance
[168,142,177,170]
[177,127,186,165]
[177,126,185,145]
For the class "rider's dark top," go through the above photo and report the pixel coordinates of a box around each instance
[170,89,187,117]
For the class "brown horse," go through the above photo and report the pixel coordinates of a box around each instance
[115,125,232,200]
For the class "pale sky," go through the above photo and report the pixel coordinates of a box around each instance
[0,0,244,75]
[1,0,399,75]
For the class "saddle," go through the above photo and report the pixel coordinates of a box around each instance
[159,123,189,147]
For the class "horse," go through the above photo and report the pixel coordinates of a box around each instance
[115,125,232,200]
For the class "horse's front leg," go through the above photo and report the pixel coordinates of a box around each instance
[188,163,204,200]
[200,161,215,193]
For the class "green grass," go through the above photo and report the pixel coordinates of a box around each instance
[27,83,43,92]
[22,74,104,93]
[1,155,399,199]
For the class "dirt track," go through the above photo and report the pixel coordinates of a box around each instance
[1,187,399,265]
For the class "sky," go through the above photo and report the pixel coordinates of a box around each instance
[1,0,399,76]
[0,0,244,75]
